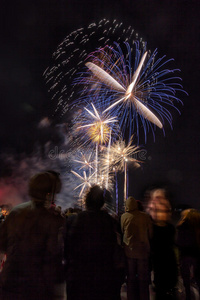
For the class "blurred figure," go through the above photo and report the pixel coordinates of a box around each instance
[121,196,153,300]
[0,171,65,300]
[103,189,126,300]
[147,188,172,222]
[176,209,200,300]
[66,185,118,300]
[150,188,178,300]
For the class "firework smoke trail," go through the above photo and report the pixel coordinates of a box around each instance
[80,42,186,143]
[109,137,141,201]
[105,130,112,189]
[109,137,141,172]
[65,100,119,201]
[99,136,141,205]
[43,19,141,120]
[114,168,118,214]
[74,102,118,183]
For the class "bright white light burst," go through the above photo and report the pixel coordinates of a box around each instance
[86,52,162,129]
[71,170,96,197]
[77,103,118,145]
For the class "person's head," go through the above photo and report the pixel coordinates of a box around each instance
[180,208,194,220]
[84,185,105,211]
[148,188,172,223]
[125,196,138,212]
[151,188,167,202]
[28,171,61,208]
[179,208,200,226]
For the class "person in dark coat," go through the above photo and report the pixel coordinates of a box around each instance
[0,171,65,300]
[66,185,118,300]
[150,189,178,300]
[176,209,200,300]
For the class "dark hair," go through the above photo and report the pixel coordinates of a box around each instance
[28,171,61,203]
[85,185,105,210]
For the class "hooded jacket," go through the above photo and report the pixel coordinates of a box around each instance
[121,196,153,259]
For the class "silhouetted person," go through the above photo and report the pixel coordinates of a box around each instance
[103,189,126,300]
[0,171,65,300]
[121,196,153,300]
[150,189,178,300]
[176,209,200,300]
[66,185,117,300]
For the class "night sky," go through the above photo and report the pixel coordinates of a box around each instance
[0,0,200,209]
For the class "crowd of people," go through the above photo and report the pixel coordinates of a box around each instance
[0,204,12,223]
[0,171,199,300]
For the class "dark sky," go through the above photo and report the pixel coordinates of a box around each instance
[0,0,200,209]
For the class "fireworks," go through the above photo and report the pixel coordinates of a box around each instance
[44,19,186,208]
[109,137,142,201]
[100,137,140,174]
[74,102,118,184]
[43,19,140,119]
[82,42,185,142]
[77,103,118,145]
[71,170,96,198]
[109,137,141,172]
[99,136,142,201]
[73,151,95,172]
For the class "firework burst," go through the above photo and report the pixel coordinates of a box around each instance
[72,102,118,183]
[108,137,141,172]
[76,102,118,145]
[72,151,95,174]
[71,170,96,198]
[44,19,187,210]
[43,19,142,119]
[81,42,186,142]
[102,136,142,201]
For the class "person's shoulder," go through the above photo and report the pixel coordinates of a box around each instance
[10,201,32,214]
[2,202,32,224]
[120,212,130,221]
[42,209,65,230]
[73,210,87,220]
[100,209,115,222]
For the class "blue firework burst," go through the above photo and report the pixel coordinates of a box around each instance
[76,41,187,143]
